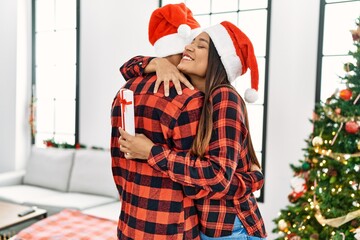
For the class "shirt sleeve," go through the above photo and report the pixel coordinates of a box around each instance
[182,170,264,200]
[148,87,254,194]
[119,56,156,80]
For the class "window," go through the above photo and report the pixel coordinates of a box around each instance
[160,0,271,202]
[316,0,360,102]
[32,0,79,146]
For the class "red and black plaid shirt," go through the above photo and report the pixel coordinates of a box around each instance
[112,57,203,239]
[148,87,267,238]
[114,56,267,239]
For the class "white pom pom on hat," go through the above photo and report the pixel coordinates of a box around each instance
[244,88,258,103]
[148,3,201,57]
[204,21,259,103]
[177,24,191,38]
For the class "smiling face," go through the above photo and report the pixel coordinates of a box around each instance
[177,32,210,92]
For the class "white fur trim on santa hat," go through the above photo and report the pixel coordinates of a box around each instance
[154,27,202,57]
[204,24,242,83]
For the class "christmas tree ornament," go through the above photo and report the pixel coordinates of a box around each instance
[288,175,307,202]
[354,94,360,105]
[328,168,338,176]
[291,176,306,193]
[278,219,288,231]
[357,141,360,151]
[329,176,337,184]
[302,162,311,170]
[354,227,360,240]
[312,158,319,164]
[339,89,352,101]
[312,136,323,147]
[351,181,359,191]
[331,123,344,145]
[351,219,359,228]
[309,233,319,240]
[287,233,301,240]
[345,121,359,134]
[334,108,341,115]
[288,176,307,203]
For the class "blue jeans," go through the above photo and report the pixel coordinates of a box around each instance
[200,216,266,240]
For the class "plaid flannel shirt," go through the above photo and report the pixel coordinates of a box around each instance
[112,59,203,239]
[116,56,267,238]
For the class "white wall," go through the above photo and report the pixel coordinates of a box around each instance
[0,0,32,173]
[0,0,18,172]
[15,0,32,171]
[0,0,321,238]
[261,0,320,238]
[79,0,158,148]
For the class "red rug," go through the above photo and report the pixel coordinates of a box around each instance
[15,209,117,240]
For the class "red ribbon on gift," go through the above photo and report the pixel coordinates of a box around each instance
[118,91,133,130]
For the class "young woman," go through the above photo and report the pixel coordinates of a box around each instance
[119,21,267,239]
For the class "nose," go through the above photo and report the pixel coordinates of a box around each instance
[185,44,194,52]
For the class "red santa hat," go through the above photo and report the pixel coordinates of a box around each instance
[204,21,259,103]
[148,3,201,57]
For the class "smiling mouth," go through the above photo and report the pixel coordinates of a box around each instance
[182,55,193,61]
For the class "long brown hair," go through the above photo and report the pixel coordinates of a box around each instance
[190,39,261,168]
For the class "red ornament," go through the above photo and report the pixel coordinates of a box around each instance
[288,191,304,203]
[287,233,301,240]
[75,143,81,149]
[339,89,352,101]
[335,108,341,115]
[345,121,359,134]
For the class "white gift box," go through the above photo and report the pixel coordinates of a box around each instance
[119,89,135,136]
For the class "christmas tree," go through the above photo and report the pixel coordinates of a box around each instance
[272,17,360,240]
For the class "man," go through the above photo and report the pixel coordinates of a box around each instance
[111,4,203,239]
[111,3,264,239]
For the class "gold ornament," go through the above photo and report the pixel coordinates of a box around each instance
[312,158,319,164]
[357,141,360,151]
[312,136,323,147]
[278,219,288,231]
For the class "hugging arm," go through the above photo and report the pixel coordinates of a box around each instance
[120,56,193,96]
[184,169,263,200]
[119,56,156,80]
